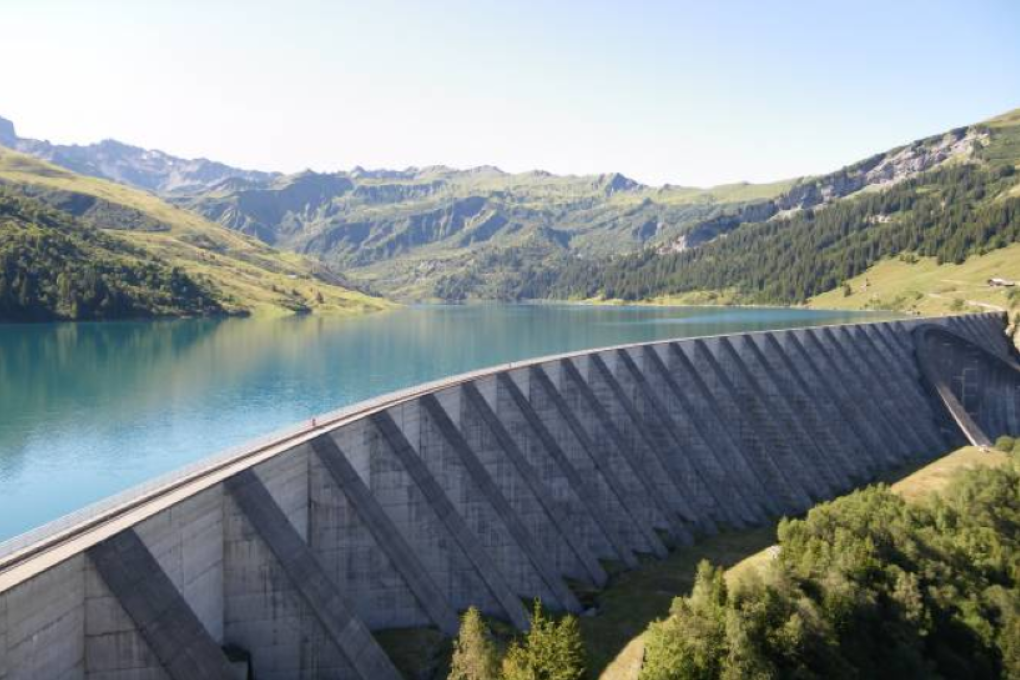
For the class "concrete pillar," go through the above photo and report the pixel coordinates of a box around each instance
[678,340,811,514]
[86,530,235,679]
[833,326,931,459]
[584,353,696,543]
[369,411,531,630]
[732,335,851,494]
[556,358,671,556]
[793,329,893,470]
[419,393,578,612]
[133,487,224,644]
[614,348,738,530]
[852,326,947,455]
[713,336,836,501]
[224,470,400,680]
[310,435,460,635]
[757,333,870,483]
[496,371,630,574]
[639,345,768,524]
[327,417,501,621]
[461,381,606,588]
[529,364,652,561]
[819,327,917,463]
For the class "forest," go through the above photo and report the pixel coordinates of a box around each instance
[0,188,223,321]
[543,164,1020,304]
[641,458,1020,679]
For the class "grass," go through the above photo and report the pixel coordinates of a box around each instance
[584,528,778,679]
[0,148,394,317]
[375,627,452,680]
[808,244,1020,316]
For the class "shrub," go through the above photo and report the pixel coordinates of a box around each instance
[501,600,585,680]
[449,607,499,680]
[997,435,1016,453]
[641,464,1020,679]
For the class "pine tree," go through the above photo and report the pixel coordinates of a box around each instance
[501,600,585,680]
[449,607,499,680]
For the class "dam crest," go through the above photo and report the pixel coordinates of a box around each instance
[0,312,1015,680]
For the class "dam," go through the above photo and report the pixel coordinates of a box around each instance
[0,312,1015,680]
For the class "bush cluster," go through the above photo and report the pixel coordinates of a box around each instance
[995,436,1020,457]
[449,601,585,680]
[641,462,1020,679]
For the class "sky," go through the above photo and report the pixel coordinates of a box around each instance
[1,0,1018,187]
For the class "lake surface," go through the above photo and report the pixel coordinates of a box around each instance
[0,304,896,542]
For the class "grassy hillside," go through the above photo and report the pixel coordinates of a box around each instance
[808,242,1020,315]
[0,148,392,318]
[0,189,222,321]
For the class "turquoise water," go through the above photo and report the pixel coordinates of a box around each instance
[0,304,894,541]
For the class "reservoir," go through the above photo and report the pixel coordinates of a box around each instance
[0,304,893,541]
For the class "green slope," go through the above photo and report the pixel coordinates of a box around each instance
[536,108,1020,309]
[0,189,222,321]
[0,148,393,318]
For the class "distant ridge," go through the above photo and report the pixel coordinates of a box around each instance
[2,109,1017,309]
[0,115,278,194]
[0,146,393,321]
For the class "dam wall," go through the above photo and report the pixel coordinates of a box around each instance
[0,312,1009,680]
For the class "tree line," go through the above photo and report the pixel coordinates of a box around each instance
[543,164,1019,304]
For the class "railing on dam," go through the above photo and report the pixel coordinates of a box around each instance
[0,311,1009,680]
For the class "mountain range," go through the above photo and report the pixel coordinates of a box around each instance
[0,121,391,321]
[1,108,1018,317]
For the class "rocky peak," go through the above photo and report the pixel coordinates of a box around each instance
[660,125,990,255]
[0,116,17,146]
[596,172,642,195]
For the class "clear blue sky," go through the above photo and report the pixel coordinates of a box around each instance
[2,0,1018,186]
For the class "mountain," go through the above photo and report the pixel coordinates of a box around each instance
[0,147,392,321]
[534,109,1020,314]
[0,114,801,300]
[0,116,278,194]
[172,166,818,300]
[3,109,1018,311]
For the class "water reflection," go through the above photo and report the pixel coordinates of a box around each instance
[0,304,895,540]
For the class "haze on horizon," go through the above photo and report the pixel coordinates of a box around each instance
[2,0,1018,187]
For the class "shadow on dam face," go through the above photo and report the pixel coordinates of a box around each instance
[0,312,1012,680]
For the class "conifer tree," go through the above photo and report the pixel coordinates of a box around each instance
[501,600,585,680]
[449,607,499,680]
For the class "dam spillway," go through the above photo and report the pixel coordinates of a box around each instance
[0,312,1013,680]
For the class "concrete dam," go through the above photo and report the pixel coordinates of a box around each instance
[0,312,1015,680]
